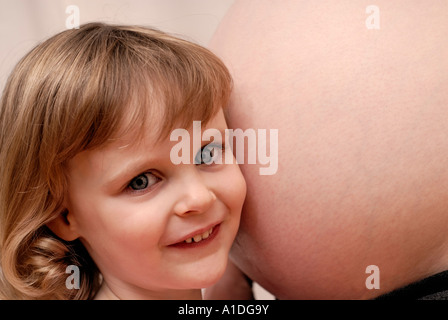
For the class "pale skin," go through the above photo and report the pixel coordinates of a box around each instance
[48,109,246,300]
[208,0,448,299]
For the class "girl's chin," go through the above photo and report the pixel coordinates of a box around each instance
[185,271,226,289]
[175,263,228,290]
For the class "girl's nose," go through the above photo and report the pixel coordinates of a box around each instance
[173,173,217,217]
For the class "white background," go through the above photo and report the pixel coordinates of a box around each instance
[0,0,234,92]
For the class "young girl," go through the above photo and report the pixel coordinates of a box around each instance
[0,23,246,300]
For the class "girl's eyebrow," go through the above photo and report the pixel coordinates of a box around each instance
[102,155,156,191]
[117,144,131,150]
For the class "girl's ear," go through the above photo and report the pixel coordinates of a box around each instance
[46,209,80,241]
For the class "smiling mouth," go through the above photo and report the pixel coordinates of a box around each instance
[184,226,214,244]
[169,224,221,249]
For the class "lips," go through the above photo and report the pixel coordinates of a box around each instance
[168,223,221,248]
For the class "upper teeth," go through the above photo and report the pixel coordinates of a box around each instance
[185,227,214,243]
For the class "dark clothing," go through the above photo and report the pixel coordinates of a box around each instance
[376,270,448,300]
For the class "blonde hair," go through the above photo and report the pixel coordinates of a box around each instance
[0,22,232,299]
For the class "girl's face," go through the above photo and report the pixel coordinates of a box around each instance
[64,109,246,299]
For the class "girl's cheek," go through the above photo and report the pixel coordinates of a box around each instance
[222,164,247,208]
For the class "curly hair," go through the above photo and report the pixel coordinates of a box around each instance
[0,22,232,299]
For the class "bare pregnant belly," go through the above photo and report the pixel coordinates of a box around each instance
[210,0,448,299]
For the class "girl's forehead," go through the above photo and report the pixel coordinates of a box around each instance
[115,101,226,137]
[102,108,226,152]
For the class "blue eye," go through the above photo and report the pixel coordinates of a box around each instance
[128,173,159,191]
[195,143,223,165]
